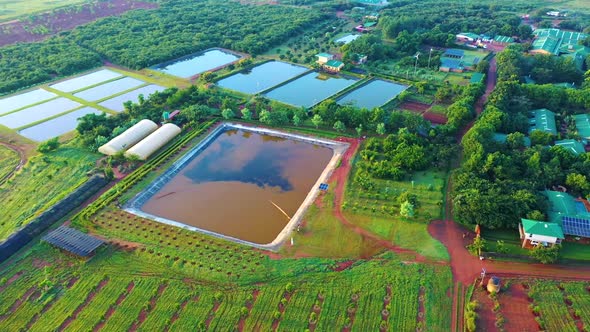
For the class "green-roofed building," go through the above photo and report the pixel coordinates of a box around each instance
[554,139,586,155]
[545,190,590,238]
[574,114,590,140]
[323,59,344,72]
[519,218,564,248]
[363,21,377,28]
[531,28,588,56]
[316,53,334,65]
[457,32,480,42]
[560,45,590,70]
[470,72,484,84]
[529,108,557,135]
[493,133,531,147]
[493,35,514,44]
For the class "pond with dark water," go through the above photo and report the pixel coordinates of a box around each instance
[139,128,333,244]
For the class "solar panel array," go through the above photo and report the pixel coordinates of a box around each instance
[562,216,590,238]
[319,183,329,191]
[43,226,105,257]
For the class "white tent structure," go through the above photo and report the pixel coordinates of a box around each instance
[98,119,158,156]
[125,123,181,160]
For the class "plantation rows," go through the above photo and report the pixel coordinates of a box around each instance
[0,252,451,331]
[528,280,589,332]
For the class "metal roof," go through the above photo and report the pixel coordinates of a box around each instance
[443,49,465,58]
[529,108,557,135]
[574,114,590,139]
[440,58,463,69]
[521,218,565,239]
[470,73,484,84]
[554,139,586,155]
[325,60,344,68]
[43,226,104,257]
[494,35,514,43]
[316,53,333,58]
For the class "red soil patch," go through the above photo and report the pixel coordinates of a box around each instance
[333,260,355,272]
[400,101,431,112]
[0,286,37,321]
[422,111,448,125]
[32,258,52,269]
[0,270,24,292]
[0,0,158,47]
[129,283,167,332]
[472,286,498,332]
[93,281,134,332]
[204,302,221,329]
[25,276,79,330]
[58,278,109,331]
[498,283,538,332]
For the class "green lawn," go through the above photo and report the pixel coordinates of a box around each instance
[0,144,99,240]
[0,144,18,181]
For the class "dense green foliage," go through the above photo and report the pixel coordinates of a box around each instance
[0,0,323,94]
[453,46,590,229]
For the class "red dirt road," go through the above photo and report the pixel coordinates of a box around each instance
[497,283,539,332]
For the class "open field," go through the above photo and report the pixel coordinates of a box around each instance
[0,144,18,181]
[0,145,99,241]
[0,242,452,331]
[0,0,88,22]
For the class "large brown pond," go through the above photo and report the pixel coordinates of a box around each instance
[140,128,333,244]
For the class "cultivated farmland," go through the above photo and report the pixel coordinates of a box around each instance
[0,144,18,181]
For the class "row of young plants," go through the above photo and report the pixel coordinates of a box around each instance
[207,289,254,331]
[167,289,218,331]
[244,285,289,331]
[562,282,590,328]
[279,287,321,331]
[138,280,192,332]
[528,280,578,331]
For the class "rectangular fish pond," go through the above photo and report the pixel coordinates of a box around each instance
[50,69,123,92]
[99,84,166,112]
[264,71,358,108]
[19,107,103,142]
[73,77,145,101]
[217,60,308,94]
[337,79,408,110]
[126,123,347,249]
[0,98,81,129]
[154,49,242,78]
[0,89,56,116]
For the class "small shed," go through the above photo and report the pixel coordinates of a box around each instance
[323,60,345,72]
[125,123,181,160]
[487,276,501,293]
[316,53,334,65]
[98,119,158,156]
[43,226,105,257]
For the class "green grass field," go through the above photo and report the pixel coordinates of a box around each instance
[0,0,89,22]
[0,144,98,240]
[0,144,18,181]
[345,169,450,261]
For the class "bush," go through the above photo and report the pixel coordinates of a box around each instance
[37,137,60,153]
[529,245,560,264]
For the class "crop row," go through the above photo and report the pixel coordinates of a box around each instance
[244,285,287,331]
[528,281,578,331]
[167,289,217,331]
[279,288,320,331]
[207,289,253,331]
[29,273,106,332]
[562,283,590,327]
[138,280,192,332]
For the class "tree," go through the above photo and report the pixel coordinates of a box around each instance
[467,236,486,256]
[565,173,589,195]
[376,122,386,135]
[400,200,415,218]
[529,130,553,146]
[221,108,235,120]
[37,137,60,153]
[292,114,302,126]
[495,240,507,254]
[333,120,346,132]
[476,60,490,73]
[356,124,363,137]
[241,108,252,120]
[311,114,322,128]
[529,244,560,264]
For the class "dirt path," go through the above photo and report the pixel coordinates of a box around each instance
[0,141,27,185]
[498,283,538,332]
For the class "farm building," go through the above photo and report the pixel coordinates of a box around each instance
[519,218,564,248]
[316,53,334,65]
[125,123,181,160]
[574,114,590,140]
[323,60,345,72]
[43,226,105,257]
[530,29,588,55]
[470,73,485,84]
[493,35,514,44]
[456,32,479,42]
[545,190,590,238]
[98,119,158,156]
[442,49,465,59]
[528,109,557,135]
[439,58,464,73]
[554,139,586,155]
